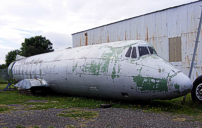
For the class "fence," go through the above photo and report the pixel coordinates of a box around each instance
[0,69,9,83]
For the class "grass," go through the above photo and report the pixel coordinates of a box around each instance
[58,109,98,120]
[65,125,76,128]
[0,84,107,112]
[0,105,10,113]
[14,125,42,128]
[1,84,202,120]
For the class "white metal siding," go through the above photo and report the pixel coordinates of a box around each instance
[72,1,202,81]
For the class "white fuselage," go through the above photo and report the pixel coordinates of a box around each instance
[9,40,192,100]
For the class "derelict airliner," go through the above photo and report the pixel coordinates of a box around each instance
[8,40,192,101]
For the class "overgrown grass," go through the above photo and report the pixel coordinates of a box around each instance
[0,84,107,112]
[1,84,202,120]
[0,84,7,90]
[111,93,202,117]
[58,109,98,120]
[0,105,10,113]
[0,81,9,84]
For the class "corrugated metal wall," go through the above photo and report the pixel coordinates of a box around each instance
[72,1,202,81]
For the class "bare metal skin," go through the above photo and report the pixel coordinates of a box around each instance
[8,40,192,101]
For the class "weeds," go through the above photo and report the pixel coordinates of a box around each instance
[1,84,202,120]
[58,109,98,120]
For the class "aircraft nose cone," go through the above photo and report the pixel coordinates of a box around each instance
[169,72,192,96]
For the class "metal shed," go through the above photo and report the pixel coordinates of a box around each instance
[72,0,202,81]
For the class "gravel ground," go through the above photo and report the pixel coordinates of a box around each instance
[0,106,202,128]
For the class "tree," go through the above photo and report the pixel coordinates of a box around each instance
[0,64,7,69]
[5,50,20,67]
[20,35,54,57]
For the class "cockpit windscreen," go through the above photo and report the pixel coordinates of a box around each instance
[131,47,137,58]
[125,46,158,59]
[125,47,132,57]
[148,47,157,54]
[138,46,149,57]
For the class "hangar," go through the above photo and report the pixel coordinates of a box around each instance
[72,0,202,81]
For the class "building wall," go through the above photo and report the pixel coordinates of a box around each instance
[72,1,202,81]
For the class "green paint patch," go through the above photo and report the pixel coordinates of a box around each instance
[169,73,178,79]
[151,55,159,59]
[140,56,148,59]
[100,59,110,74]
[132,75,168,92]
[174,84,180,90]
[101,47,123,79]
[138,67,143,74]
[58,109,98,120]
[100,53,113,74]
[111,67,120,79]
[101,53,113,59]
[85,61,101,75]
[72,62,78,72]
[118,64,121,73]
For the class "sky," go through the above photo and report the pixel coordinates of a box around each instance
[0,0,196,65]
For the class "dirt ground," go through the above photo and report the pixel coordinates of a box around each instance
[0,104,202,128]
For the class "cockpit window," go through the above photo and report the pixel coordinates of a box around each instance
[148,47,157,54]
[138,46,149,57]
[125,47,132,57]
[131,47,137,58]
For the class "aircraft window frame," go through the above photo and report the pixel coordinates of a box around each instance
[138,46,149,57]
[125,47,132,57]
[131,47,137,58]
[148,47,157,54]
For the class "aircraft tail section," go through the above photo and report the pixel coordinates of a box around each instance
[16,55,26,61]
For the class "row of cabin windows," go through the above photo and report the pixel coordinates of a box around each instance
[125,46,157,58]
[12,65,58,75]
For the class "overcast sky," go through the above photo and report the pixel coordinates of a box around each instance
[0,0,196,64]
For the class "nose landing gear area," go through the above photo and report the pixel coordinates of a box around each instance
[191,76,202,104]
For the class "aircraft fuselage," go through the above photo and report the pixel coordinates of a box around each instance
[8,40,192,101]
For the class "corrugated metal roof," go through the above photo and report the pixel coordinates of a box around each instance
[72,0,200,35]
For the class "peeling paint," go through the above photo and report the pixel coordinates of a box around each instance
[9,40,192,101]
[132,75,168,93]
[85,61,101,75]
[174,84,180,90]
[72,62,78,72]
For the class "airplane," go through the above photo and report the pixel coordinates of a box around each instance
[8,40,193,101]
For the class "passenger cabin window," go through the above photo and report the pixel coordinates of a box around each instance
[125,47,132,57]
[131,47,137,58]
[138,46,149,57]
[148,47,157,54]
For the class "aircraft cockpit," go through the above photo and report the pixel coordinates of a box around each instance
[125,46,157,58]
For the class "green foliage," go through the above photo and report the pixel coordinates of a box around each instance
[15,125,26,128]
[0,81,8,84]
[0,64,7,69]
[20,35,54,57]
[4,35,54,68]
[65,125,76,128]
[0,105,9,113]
[58,109,98,120]
[5,50,20,67]
[32,126,40,128]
